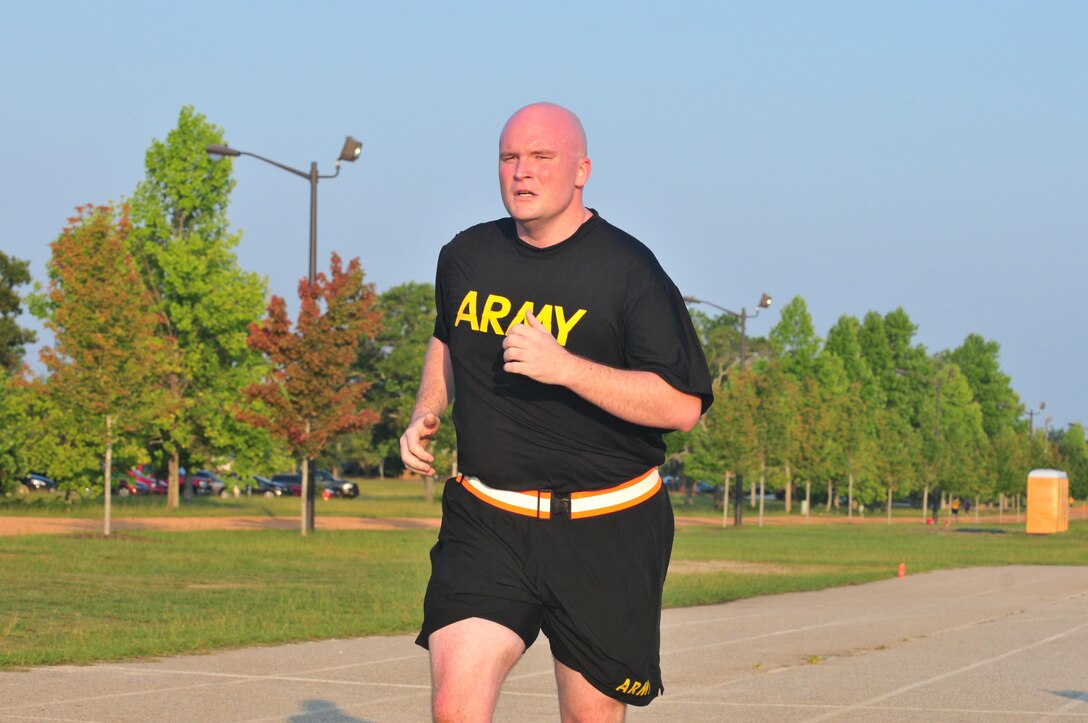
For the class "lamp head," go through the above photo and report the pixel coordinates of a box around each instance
[339,136,363,162]
[206,144,240,160]
[758,293,773,309]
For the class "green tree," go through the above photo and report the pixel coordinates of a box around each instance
[768,296,821,380]
[37,205,175,532]
[0,370,31,491]
[0,251,38,372]
[129,105,270,506]
[920,366,989,503]
[756,361,801,512]
[690,369,760,488]
[859,309,931,425]
[947,334,1021,438]
[872,406,920,520]
[825,314,881,405]
[992,427,1030,506]
[1058,424,1087,501]
[241,254,381,530]
[347,282,454,478]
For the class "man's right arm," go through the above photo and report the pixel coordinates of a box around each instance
[399,336,454,477]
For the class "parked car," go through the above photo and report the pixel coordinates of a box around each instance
[269,472,358,499]
[316,470,359,499]
[250,475,293,498]
[116,477,150,496]
[269,474,304,496]
[19,472,58,493]
[189,470,229,497]
[128,466,167,495]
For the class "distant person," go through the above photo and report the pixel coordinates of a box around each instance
[951,497,960,521]
[400,102,714,720]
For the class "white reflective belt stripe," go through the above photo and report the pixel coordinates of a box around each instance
[458,468,661,518]
[461,477,550,514]
[571,469,660,515]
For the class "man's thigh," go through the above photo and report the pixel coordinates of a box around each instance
[429,617,526,721]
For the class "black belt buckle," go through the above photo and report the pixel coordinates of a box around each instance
[551,492,571,520]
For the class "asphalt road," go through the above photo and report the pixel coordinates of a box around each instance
[2,565,1086,722]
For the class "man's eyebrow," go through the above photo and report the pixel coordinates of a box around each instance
[499,147,559,156]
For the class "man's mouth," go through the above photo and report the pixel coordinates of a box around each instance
[514,190,536,198]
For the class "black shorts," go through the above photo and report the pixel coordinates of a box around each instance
[416,476,674,706]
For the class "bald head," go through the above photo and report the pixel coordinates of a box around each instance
[500,102,587,157]
[497,102,592,247]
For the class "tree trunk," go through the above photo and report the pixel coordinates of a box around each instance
[887,486,893,524]
[168,453,180,509]
[784,463,793,514]
[758,467,765,528]
[848,473,854,520]
[922,484,930,525]
[749,477,756,508]
[301,456,309,537]
[805,480,811,522]
[104,414,113,537]
[722,472,731,528]
[378,458,385,479]
[424,475,435,503]
[826,480,834,512]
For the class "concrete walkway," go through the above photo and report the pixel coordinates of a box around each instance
[2,565,1086,722]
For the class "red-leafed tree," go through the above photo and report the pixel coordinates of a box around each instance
[39,204,177,534]
[241,253,381,533]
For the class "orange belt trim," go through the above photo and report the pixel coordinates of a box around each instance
[456,468,661,519]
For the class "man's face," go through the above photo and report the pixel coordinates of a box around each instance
[498,106,590,232]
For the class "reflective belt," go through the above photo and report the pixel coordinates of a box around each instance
[456,468,661,520]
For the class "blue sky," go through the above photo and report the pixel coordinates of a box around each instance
[1,1,1084,432]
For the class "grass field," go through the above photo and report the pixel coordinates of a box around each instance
[2,495,1086,669]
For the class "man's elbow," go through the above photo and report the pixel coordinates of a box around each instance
[668,395,703,433]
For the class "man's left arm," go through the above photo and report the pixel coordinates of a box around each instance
[502,312,702,432]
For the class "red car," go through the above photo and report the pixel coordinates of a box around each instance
[128,467,168,495]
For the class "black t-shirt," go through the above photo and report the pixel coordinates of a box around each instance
[433,210,712,492]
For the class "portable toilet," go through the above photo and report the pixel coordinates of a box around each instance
[1026,469,1069,535]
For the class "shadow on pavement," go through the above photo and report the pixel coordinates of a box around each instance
[288,699,372,722]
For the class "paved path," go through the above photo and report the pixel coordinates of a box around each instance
[2,565,1086,722]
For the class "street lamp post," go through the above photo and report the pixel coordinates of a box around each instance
[1026,401,1046,436]
[207,137,363,534]
[682,293,773,527]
